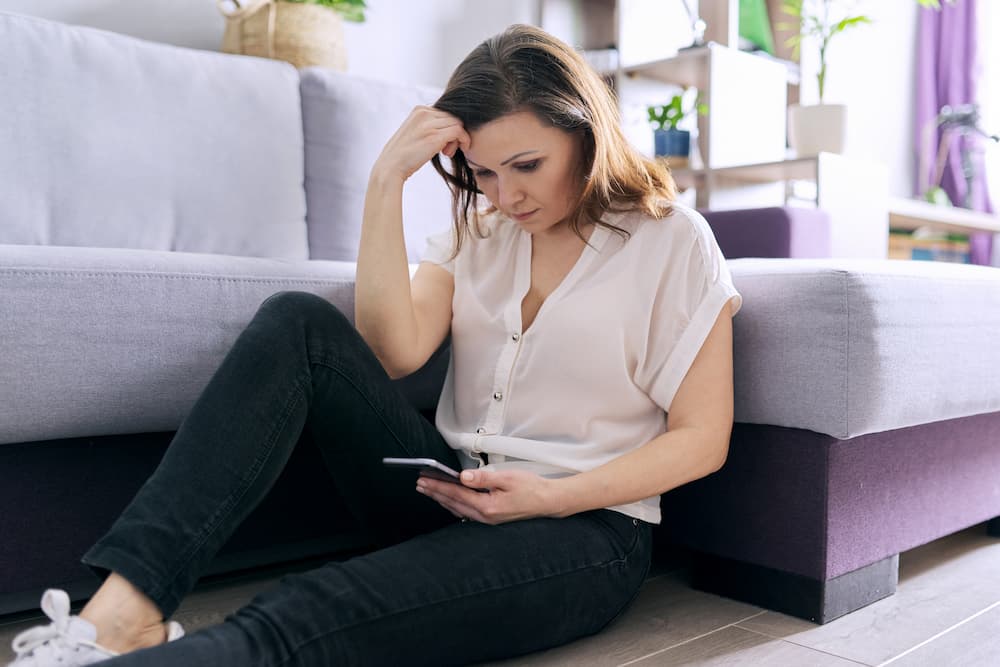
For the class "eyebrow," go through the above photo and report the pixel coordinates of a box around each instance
[466,150,539,168]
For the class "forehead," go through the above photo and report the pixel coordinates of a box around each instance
[466,111,571,163]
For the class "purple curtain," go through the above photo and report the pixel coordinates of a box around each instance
[916,0,994,264]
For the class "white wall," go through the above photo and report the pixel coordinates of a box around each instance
[0,0,539,88]
[346,0,538,87]
[2,0,968,200]
[797,1,920,198]
[0,0,224,51]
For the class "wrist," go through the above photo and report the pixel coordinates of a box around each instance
[545,476,579,518]
[369,162,409,189]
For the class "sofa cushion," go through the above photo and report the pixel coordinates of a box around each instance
[300,69,453,263]
[730,258,1000,439]
[0,12,308,259]
[0,244,362,446]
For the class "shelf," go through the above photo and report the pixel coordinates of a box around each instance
[665,155,823,190]
[623,43,800,88]
[888,197,1000,235]
[623,44,716,89]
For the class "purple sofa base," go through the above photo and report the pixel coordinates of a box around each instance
[659,411,1000,623]
[0,430,376,617]
[692,552,898,624]
[4,413,998,622]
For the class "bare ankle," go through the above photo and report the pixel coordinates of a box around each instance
[80,572,167,652]
[95,621,168,654]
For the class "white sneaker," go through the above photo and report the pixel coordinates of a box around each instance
[7,589,184,666]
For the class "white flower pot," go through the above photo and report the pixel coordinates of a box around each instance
[787,104,847,157]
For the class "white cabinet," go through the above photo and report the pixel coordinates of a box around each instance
[624,43,788,169]
[540,0,791,170]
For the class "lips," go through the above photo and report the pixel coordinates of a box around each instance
[511,209,539,221]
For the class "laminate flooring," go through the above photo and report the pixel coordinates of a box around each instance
[2,522,997,666]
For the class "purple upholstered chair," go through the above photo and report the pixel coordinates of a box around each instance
[701,206,832,260]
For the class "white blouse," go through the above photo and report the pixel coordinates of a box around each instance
[419,202,742,523]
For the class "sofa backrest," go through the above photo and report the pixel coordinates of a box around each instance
[300,69,453,263]
[0,12,308,259]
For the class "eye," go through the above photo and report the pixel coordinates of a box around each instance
[473,168,494,178]
[516,160,540,172]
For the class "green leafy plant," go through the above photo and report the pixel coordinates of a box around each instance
[270,0,367,22]
[647,93,708,132]
[782,0,948,104]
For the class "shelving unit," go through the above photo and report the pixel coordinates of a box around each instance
[539,0,914,261]
[621,43,800,89]
[541,0,796,172]
[887,197,1000,235]
[625,43,789,170]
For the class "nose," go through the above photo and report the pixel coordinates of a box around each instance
[496,175,526,212]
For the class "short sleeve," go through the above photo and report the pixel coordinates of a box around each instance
[634,212,742,413]
[419,225,458,274]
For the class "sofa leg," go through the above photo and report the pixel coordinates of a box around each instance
[989,518,1000,537]
[690,553,899,624]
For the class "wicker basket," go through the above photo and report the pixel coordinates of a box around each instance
[219,0,347,71]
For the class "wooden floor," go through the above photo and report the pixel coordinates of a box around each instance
[2,522,998,666]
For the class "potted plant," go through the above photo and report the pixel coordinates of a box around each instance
[219,0,367,71]
[647,93,708,168]
[782,0,947,157]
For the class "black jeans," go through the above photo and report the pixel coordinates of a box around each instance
[82,291,652,666]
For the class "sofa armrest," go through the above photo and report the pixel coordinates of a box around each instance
[0,244,443,445]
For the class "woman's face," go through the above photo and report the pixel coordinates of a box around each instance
[464,111,584,240]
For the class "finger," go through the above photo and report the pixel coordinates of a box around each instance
[419,477,484,504]
[434,116,465,127]
[418,485,485,523]
[415,482,462,517]
[459,469,501,491]
[417,478,487,508]
[424,107,463,125]
[442,139,458,158]
[437,494,486,523]
[456,128,472,153]
[425,114,464,130]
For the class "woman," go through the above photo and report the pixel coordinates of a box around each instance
[8,23,741,667]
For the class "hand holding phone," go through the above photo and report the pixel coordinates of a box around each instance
[382,457,489,492]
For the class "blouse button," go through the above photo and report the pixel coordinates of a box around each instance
[476,427,486,435]
[493,391,503,401]
[512,333,520,342]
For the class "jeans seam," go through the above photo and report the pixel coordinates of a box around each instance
[274,528,648,666]
[597,526,652,631]
[308,355,422,459]
[149,375,309,606]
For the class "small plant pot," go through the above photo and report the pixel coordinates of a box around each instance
[788,104,847,157]
[654,129,691,167]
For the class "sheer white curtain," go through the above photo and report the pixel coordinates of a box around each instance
[979,0,1000,265]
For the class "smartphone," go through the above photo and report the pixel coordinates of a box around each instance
[382,457,488,492]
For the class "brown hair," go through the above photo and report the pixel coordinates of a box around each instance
[430,23,676,260]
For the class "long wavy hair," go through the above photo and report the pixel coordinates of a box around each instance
[430,24,676,260]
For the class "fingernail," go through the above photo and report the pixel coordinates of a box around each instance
[416,486,425,494]
[461,471,474,482]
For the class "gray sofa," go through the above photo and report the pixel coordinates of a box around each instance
[2,11,999,624]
